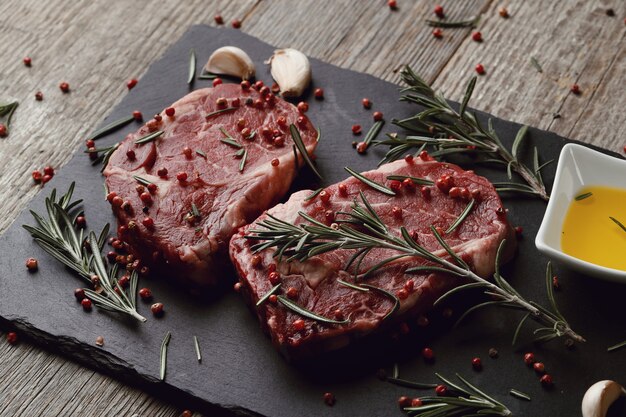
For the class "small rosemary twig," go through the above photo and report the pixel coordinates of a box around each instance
[399,373,511,416]
[22,183,146,322]
[376,66,550,201]
[246,192,583,344]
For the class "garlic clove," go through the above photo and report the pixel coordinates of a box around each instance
[581,380,626,417]
[206,46,255,80]
[267,48,311,98]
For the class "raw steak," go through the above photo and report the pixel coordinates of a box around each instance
[229,155,516,359]
[104,83,318,287]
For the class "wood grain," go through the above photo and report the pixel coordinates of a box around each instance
[0,0,624,416]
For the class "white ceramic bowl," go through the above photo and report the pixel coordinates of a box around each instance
[535,143,626,283]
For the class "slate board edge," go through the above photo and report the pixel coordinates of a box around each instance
[0,24,623,417]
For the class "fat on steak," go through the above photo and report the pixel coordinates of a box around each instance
[229,155,516,359]
[104,83,318,287]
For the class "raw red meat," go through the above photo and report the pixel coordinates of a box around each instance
[104,83,318,287]
[229,156,516,359]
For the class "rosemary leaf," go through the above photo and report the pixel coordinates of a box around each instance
[425,16,479,28]
[256,284,281,306]
[191,203,201,218]
[277,295,347,325]
[575,192,592,201]
[90,114,134,140]
[337,279,369,292]
[304,188,323,201]
[193,335,202,362]
[135,130,164,145]
[160,331,171,381]
[187,49,196,84]
[512,312,531,346]
[387,377,438,390]
[530,56,543,73]
[610,216,626,233]
[133,175,153,186]
[386,175,434,186]
[360,284,399,321]
[608,339,626,352]
[345,167,395,196]
[392,363,399,379]
[221,137,243,148]
[290,124,323,180]
[445,199,475,234]
[196,149,207,158]
[205,107,237,119]
[198,71,217,80]
[239,149,248,172]
[511,125,528,159]
[363,120,385,147]
[510,388,531,401]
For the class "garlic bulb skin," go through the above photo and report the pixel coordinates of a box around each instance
[268,48,311,98]
[581,380,626,417]
[206,46,255,80]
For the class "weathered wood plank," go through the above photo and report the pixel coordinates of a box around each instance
[432,0,626,151]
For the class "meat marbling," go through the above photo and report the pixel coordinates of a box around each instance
[229,155,516,359]
[104,83,318,287]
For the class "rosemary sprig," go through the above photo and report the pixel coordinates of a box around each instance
[425,17,479,28]
[575,192,592,201]
[608,339,626,352]
[290,124,323,180]
[363,120,385,148]
[85,143,119,171]
[277,296,348,325]
[22,184,146,322]
[609,216,626,233]
[196,149,207,158]
[188,49,196,84]
[133,175,153,186]
[0,101,19,133]
[246,192,584,344]
[160,331,171,380]
[400,373,511,416]
[135,130,164,145]
[445,199,474,234]
[239,148,248,172]
[205,107,237,119]
[345,167,395,196]
[376,66,550,201]
[90,114,134,140]
[193,335,202,362]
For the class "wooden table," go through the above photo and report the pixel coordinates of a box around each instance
[0,1,624,415]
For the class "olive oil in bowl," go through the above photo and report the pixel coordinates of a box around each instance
[561,186,626,271]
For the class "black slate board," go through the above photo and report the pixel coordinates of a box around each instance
[1,25,625,417]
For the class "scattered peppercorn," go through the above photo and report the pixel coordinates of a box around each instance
[214,14,224,24]
[373,111,384,121]
[74,288,85,301]
[540,374,553,388]
[552,275,560,290]
[23,56,32,67]
[432,28,443,38]
[488,347,499,358]
[310,88,324,100]
[422,347,435,361]
[533,362,545,374]
[151,302,164,317]
[177,172,188,182]
[231,19,242,29]
[435,384,447,396]
[475,64,485,75]
[81,298,92,311]
[351,124,362,135]
[180,411,193,417]
[286,286,299,299]
[499,7,509,18]
[95,336,105,347]
[362,98,372,109]
[59,82,70,93]
[35,91,43,101]
[25,257,38,271]
[570,84,581,95]
[271,158,279,167]
[293,318,305,331]
[165,107,175,117]
[472,357,482,371]
[0,123,7,137]
[76,215,87,228]
[514,226,523,239]
[398,396,412,408]
[605,8,615,16]
[132,110,143,121]
[127,78,138,90]
[213,78,223,87]
[472,31,483,42]
[523,352,535,365]
[411,398,423,407]
[233,282,242,292]
[7,332,18,345]
[323,392,336,406]
[434,5,444,18]
[297,101,309,113]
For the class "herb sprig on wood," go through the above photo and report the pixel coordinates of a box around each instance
[375,66,550,201]
[246,192,583,343]
[0,101,19,136]
[22,183,146,322]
